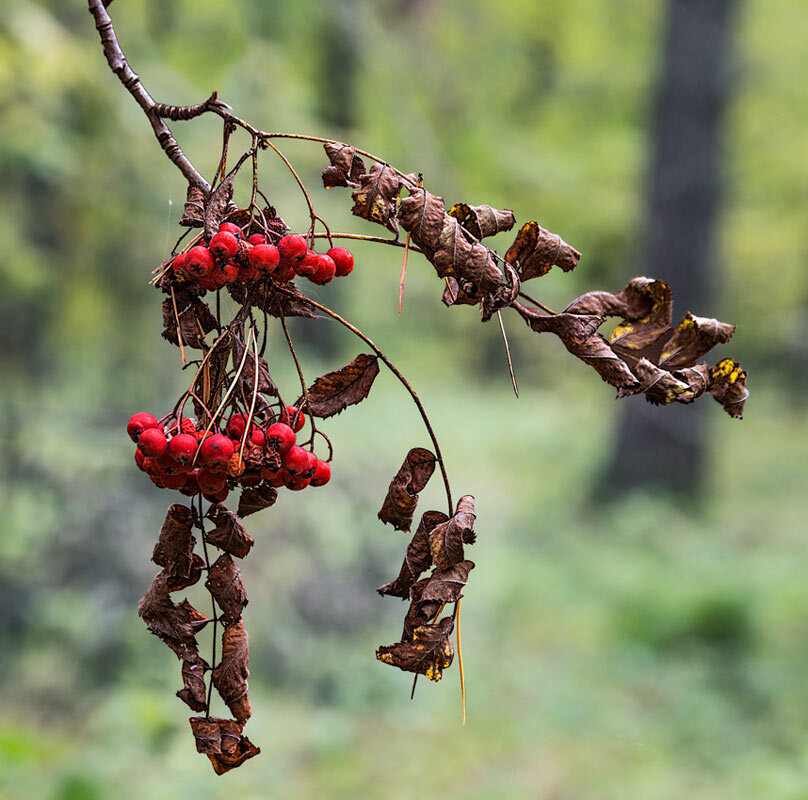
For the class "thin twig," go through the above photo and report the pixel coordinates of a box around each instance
[197,495,217,720]
[517,291,557,315]
[276,288,453,515]
[496,310,519,398]
[170,285,187,365]
[87,0,210,192]
[278,310,318,443]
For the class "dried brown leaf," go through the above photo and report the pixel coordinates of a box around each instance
[428,495,476,570]
[709,358,748,419]
[152,504,197,584]
[189,716,242,756]
[378,448,437,532]
[165,554,205,592]
[658,312,735,369]
[608,279,673,351]
[137,571,207,660]
[228,281,319,320]
[177,653,209,712]
[212,620,251,723]
[207,735,260,775]
[377,510,448,599]
[237,484,278,518]
[204,167,236,240]
[179,185,206,228]
[205,504,255,559]
[351,164,408,233]
[205,554,248,624]
[421,560,475,603]
[322,142,367,188]
[232,333,278,398]
[448,202,516,240]
[505,220,581,281]
[618,358,703,405]
[162,300,218,350]
[377,616,455,682]
[398,187,446,257]
[514,302,639,389]
[298,354,379,418]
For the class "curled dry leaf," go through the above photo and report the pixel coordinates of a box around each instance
[505,220,581,281]
[165,554,205,592]
[207,735,261,775]
[658,312,735,369]
[152,504,197,585]
[709,358,748,418]
[297,353,380,418]
[377,616,455,682]
[377,510,448,599]
[179,184,206,227]
[351,163,410,233]
[420,560,475,603]
[227,281,319,320]
[162,300,218,350]
[448,202,516,240]
[428,495,476,570]
[513,302,639,389]
[237,484,278,518]
[138,571,209,661]
[177,653,209,712]
[378,447,437,532]
[203,163,236,240]
[205,554,248,624]
[212,620,252,724]
[189,716,243,756]
[402,578,443,641]
[205,503,255,559]
[232,334,278,398]
[322,142,367,188]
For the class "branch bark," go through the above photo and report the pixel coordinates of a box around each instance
[87,0,212,193]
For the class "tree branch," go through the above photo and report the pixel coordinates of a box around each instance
[87,0,211,193]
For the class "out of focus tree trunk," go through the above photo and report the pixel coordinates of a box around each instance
[599,0,741,500]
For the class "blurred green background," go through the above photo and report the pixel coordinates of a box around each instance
[1,1,806,798]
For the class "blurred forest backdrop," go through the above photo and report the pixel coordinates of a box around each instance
[1,1,807,798]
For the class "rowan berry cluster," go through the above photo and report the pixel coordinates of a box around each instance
[172,221,354,292]
[127,407,331,504]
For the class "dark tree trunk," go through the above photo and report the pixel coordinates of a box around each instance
[599,0,740,499]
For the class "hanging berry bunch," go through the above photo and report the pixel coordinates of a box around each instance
[89,0,748,775]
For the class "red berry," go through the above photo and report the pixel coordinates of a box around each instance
[210,231,240,261]
[226,413,248,439]
[265,422,295,455]
[328,247,354,277]
[184,246,214,278]
[282,471,310,491]
[278,234,308,264]
[172,252,190,280]
[218,222,241,236]
[282,445,310,475]
[170,418,196,435]
[139,428,168,458]
[198,273,219,292]
[260,465,282,482]
[168,433,198,464]
[199,434,234,470]
[302,450,317,479]
[222,263,240,283]
[197,470,227,494]
[295,249,319,278]
[135,448,146,471]
[127,412,159,442]
[249,244,281,274]
[309,254,336,285]
[150,474,167,489]
[248,233,267,246]
[267,472,285,488]
[249,427,266,448]
[161,472,190,490]
[239,473,262,487]
[310,459,331,487]
[274,262,296,282]
[157,452,193,475]
[179,471,200,496]
[281,406,305,432]
[204,486,229,503]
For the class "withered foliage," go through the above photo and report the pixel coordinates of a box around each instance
[212,620,252,724]
[298,353,380,418]
[378,447,437,532]
[322,142,366,188]
[205,503,255,558]
[113,85,748,775]
[377,497,476,681]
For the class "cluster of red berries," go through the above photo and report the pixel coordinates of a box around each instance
[171,221,354,291]
[127,407,331,504]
